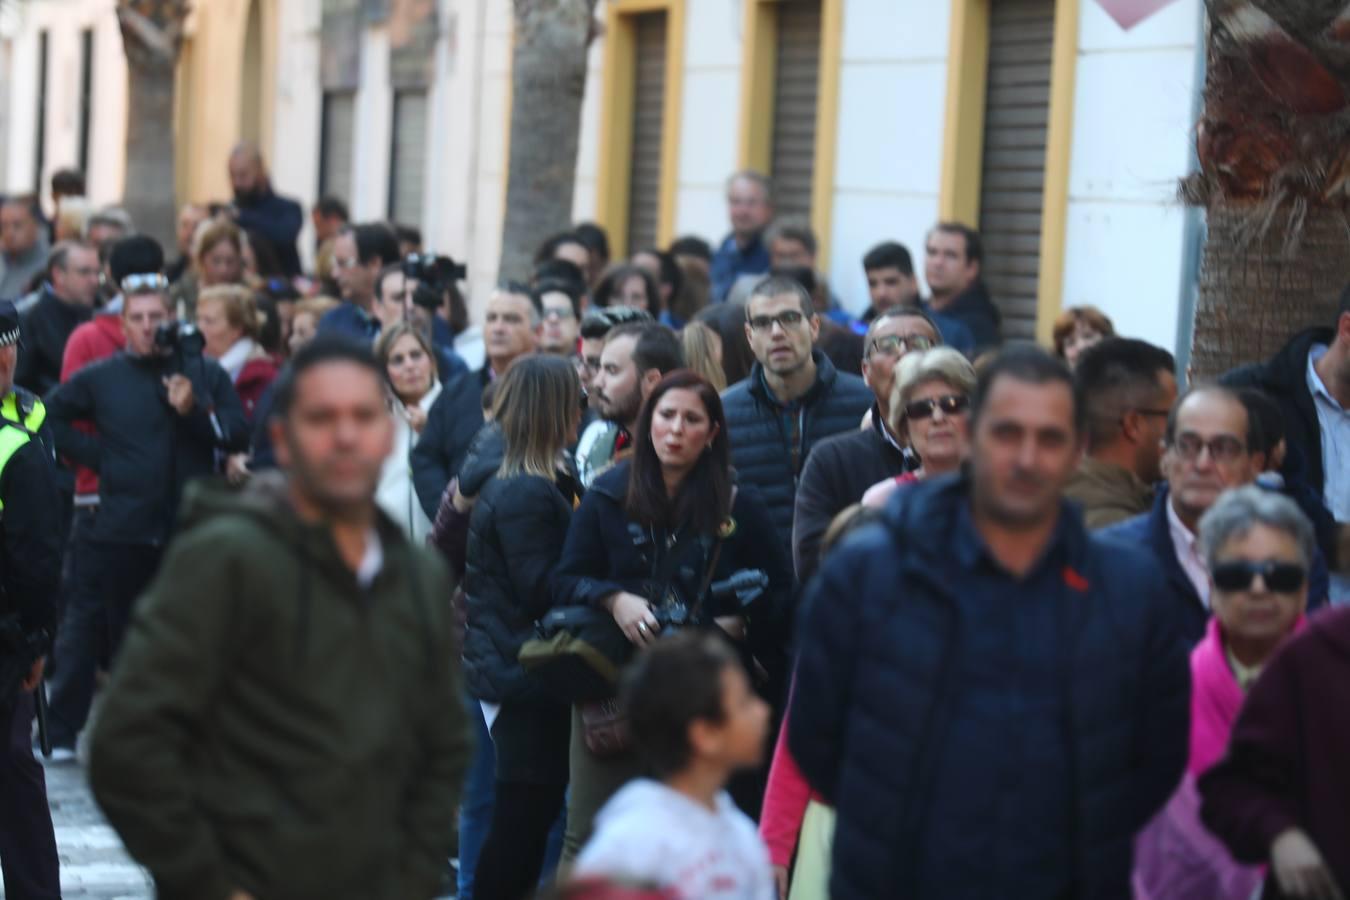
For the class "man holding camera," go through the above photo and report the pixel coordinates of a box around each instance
[43,269,247,757]
[0,299,63,898]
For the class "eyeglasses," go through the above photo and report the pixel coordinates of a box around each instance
[544,306,576,321]
[1212,559,1306,593]
[902,394,969,421]
[748,310,806,332]
[119,273,169,294]
[1171,433,1246,463]
[869,334,934,357]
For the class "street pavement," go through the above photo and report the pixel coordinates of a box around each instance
[37,758,152,899]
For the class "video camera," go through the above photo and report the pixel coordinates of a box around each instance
[154,321,206,371]
[402,253,467,311]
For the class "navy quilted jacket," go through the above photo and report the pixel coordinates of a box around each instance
[720,351,872,563]
[788,474,1190,900]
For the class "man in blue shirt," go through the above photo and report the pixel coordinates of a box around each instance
[859,240,975,355]
[318,223,401,341]
[709,171,773,303]
[788,346,1189,900]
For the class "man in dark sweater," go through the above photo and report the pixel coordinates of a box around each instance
[227,142,304,277]
[15,241,101,395]
[722,276,872,566]
[791,308,938,580]
[924,222,1002,355]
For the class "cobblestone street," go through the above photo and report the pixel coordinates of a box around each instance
[34,759,151,900]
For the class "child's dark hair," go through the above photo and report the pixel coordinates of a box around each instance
[620,632,741,777]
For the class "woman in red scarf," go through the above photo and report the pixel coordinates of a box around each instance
[1134,485,1311,899]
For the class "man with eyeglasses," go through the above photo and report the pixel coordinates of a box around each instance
[791,309,941,580]
[537,277,584,360]
[13,242,101,397]
[43,262,248,759]
[1104,385,1330,644]
[319,223,401,341]
[722,276,872,568]
[1066,338,1177,529]
[789,347,1189,900]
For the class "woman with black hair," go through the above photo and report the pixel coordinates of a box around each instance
[592,264,662,320]
[465,355,582,899]
[552,369,793,860]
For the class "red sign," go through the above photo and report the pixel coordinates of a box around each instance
[1095,0,1182,30]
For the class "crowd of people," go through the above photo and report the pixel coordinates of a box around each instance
[0,144,1347,900]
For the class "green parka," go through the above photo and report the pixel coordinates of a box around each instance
[88,474,471,900]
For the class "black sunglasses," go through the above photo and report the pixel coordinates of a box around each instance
[1212,559,1307,594]
[902,394,969,421]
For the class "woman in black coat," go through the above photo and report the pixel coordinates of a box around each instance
[463,355,581,900]
[552,369,794,858]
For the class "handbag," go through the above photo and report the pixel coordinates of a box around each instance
[576,536,725,758]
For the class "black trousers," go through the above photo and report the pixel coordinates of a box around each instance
[0,690,60,899]
[47,532,162,749]
[473,780,568,900]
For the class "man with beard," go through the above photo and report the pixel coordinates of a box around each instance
[575,322,683,487]
[227,142,304,277]
[89,335,470,900]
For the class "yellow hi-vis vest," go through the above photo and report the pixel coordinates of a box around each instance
[0,391,46,511]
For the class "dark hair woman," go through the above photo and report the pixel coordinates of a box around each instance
[465,354,582,900]
[552,370,793,859]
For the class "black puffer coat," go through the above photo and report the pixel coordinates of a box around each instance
[462,471,572,703]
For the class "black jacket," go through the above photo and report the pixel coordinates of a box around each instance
[411,368,491,521]
[789,474,1190,900]
[791,403,913,581]
[0,389,63,637]
[16,287,92,396]
[234,188,304,278]
[721,351,873,564]
[1222,327,1335,497]
[463,473,572,704]
[934,280,1002,354]
[45,351,248,545]
[552,462,794,678]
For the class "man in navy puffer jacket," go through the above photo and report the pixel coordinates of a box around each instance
[721,276,872,565]
[789,347,1190,900]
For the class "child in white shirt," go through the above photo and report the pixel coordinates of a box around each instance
[573,632,776,900]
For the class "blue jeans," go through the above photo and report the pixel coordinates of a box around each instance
[458,700,565,900]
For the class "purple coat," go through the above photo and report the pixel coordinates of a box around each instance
[1200,607,1350,896]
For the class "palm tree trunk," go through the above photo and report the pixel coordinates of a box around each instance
[117,0,186,250]
[498,0,597,283]
[1185,0,1350,381]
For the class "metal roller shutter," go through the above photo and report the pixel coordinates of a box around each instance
[977,0,1054,341]
[771,0,821,221]
[319,91,356,207]
[389,89,428,228]
[626,12,667,254]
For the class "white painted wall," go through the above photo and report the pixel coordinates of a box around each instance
[828,0,951,315]
[268,0,323,266]
[1062,0,1203,357]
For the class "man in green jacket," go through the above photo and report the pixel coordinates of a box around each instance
[88,335,471,900]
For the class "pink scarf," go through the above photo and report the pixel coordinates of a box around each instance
[1189,614,1304,778]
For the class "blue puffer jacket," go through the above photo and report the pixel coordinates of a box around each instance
[720,351,872,562]
[788,474,1190,900]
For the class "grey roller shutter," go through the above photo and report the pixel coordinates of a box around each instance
[319,91,356,207]
[389,90,428,228]
[626,12,667,254]
[770,0,821,221]
[977,0,1054,341]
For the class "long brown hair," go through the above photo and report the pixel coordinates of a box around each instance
[494,355,580,480]
[625,370,732,535]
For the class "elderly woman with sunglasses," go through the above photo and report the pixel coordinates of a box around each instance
[1134,486,1312,900]
[861,347,976,509]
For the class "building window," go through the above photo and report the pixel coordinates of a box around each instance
[78,28,95,177]
[976,0,1055,341]
[625,12,668,255]
[388,89,428,229]
[34,30,49,194]
[318,91,356,208]
[769,0,821,221]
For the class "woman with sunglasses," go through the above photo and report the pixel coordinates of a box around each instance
[1135,486,1311,899]
[861,347,976,509]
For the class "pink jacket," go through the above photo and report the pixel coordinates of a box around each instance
[758,707,821,868]
[1133,615,1303,899]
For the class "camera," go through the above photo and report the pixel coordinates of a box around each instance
[402,253,467,311]
[154,321,206,369]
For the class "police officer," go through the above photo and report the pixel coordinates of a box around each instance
[0,299,64,898]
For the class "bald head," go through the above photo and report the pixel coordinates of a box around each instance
[229,142,268,197]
